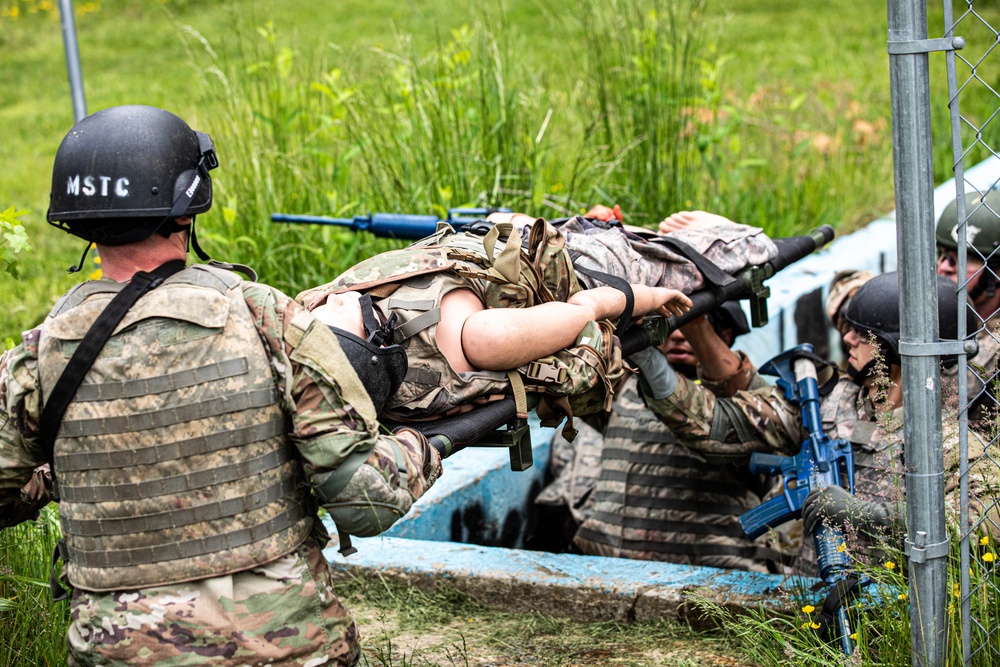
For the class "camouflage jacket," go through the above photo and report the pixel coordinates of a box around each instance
[556,215,777,293]
[0,264,440,665]
[645,366,1000,540]
[299,221,624,427]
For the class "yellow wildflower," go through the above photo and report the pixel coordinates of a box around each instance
[837,542,847,553]
[983,552,995,563]
[953,583,961,598]
[809,622,821,630]
[898,593,908,601]
[884,561,896,570]
[981,535,990,546]
[850,633,858,641]
[801,605,815,614]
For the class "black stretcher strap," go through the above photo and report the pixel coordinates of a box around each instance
[571,266,635,333]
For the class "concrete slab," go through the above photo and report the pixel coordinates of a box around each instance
[327,536,800,624]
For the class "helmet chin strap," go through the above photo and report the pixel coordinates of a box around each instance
[846,358,879,387]
[67,242,95,274]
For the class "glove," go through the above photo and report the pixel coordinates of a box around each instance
[628,347,678,399]
[802,485,898,539]
[0,464,54,529]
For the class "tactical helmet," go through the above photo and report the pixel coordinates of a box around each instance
[825,269,874,334]
[707,301,751,341]
[47,105,218,246]
[936,190,1000,258]
[843,271,975,368]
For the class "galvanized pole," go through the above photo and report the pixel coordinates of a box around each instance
[886,1,948,665]
[57,0,87,122]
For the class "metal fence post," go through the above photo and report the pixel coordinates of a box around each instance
[57,0,87,122]
[886,1,948,665]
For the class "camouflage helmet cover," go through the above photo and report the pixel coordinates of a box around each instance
[936,190,1000,258]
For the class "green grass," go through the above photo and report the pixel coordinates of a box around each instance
[2,0,1000,664]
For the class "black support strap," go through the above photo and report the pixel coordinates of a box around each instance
[39,259,187,477]
[572,266,635,333]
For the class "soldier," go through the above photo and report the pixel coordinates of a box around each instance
[297,208,773,432]
[0,105,442,666]
[631,271,999,547]
[567,302,788,572]
[936,189,1000,380]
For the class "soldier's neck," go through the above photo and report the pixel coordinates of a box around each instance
[865,364,904,410]
[96,235,188,283]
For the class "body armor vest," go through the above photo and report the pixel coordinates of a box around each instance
[574,376,782,571]
[298,222,625,424]
[38,265,312,591]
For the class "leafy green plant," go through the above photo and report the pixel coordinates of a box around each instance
[0,206,31,279]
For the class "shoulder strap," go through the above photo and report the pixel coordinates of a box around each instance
[39,260,187,477]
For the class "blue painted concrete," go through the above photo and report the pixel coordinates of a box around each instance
[379,419,553,547]
[326,535,797,598]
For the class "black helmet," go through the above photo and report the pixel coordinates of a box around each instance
[843,271,975,368]
[47,105,218,246]
[707,301,751,341]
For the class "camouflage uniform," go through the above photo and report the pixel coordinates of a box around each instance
[0,264,440,666]
[644,365,1000,553]
[557,216,777,293]
[572,360,786,572]
[534,420,604,525]
[299,218,775,425]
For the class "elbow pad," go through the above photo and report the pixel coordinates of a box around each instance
[317,431,441,539]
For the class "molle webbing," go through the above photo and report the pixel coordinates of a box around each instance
[59,446,291,503]
[591,489,749,515]
[56,419,285,472]
[58,388,277,437]
[584,512,751,537]
[62,475,300,536]
[66,503,306,569]
[71,358,249,402]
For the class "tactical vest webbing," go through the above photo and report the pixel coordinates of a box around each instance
[37,265,313,591]
[574,377,782,572]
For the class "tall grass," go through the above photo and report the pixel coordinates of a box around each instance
[0,506,67,666]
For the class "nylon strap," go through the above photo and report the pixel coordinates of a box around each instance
[40,259,187,478]
[648,236,736,299]
[506,370,529,418]
[571,266,635,333]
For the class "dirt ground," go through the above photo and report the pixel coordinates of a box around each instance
[339,575,757,667]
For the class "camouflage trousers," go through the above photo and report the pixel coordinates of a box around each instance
[67,539,359,667]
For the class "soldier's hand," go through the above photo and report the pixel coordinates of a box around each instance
[802,485,897,538]
[658,210,737,235]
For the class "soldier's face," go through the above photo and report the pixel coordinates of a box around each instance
[843,328,876,380]
[937,246,984,284]
[660,329,697,368]
[312,291,365,338]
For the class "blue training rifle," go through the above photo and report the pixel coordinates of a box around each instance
[739,343,859,655]
[271,207,512,240]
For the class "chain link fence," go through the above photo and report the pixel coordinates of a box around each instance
[897,0,1000,665]
[949,1,1000,664]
